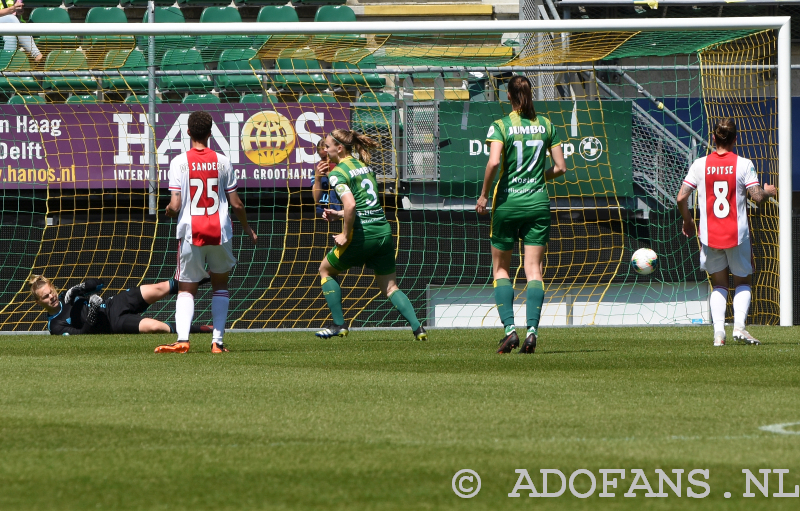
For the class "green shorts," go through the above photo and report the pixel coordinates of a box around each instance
[490,206,551,251]
[326,234,396,275]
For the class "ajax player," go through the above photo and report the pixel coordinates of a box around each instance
[476,75,567,354]
[315,128,426,341]
[677,118,776,346]
[155,111,257,354]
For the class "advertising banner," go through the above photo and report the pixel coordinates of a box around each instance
[438,100,634,198]
[0,104,351,189]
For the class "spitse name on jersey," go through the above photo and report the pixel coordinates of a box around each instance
[683,151,760,250]
[169,148,238,247]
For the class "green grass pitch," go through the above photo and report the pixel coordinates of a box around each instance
[1,327,799,510]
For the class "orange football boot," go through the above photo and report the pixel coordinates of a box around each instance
[211,342,229,353]
[154,341,190,353]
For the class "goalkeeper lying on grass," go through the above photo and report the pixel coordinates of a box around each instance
[29,275,211,336]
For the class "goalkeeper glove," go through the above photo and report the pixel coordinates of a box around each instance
[85,294,105,326]
[64,279,104,304]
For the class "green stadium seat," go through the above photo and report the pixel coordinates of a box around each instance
[136,7,194,65]
[215,49,264,92]
[292,0,346,6]
[298,93,337,103]
[42,50,96,92]
[253,5,299,48]
[24,0,70,6]
[66,94,99,104]
[158,49,213,92]
[182,94,221,104]
[29,8,80,54]
[239,93,281,104]
[272,58,328,92]
[8,95,46,105]
[313,5,356,22]
[101,50,149,93]
[354,91,397,132]
[331,53,385,89]
[0,51,42,94]
[84,7,135,67]
[243,0,293,6]
[196,7,253,61]
[124,95,163,104]
[127,0,186,6]
[71,0,121,6]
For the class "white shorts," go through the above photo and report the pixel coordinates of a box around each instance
[176,239,237,282]
[700,238,753,277]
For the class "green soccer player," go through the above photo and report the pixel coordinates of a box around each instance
[316,128,427,341]
[476,75,568,354]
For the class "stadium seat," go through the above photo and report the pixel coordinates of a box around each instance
[7,95,46,105]
[101,50,149,93]
[136,7,194,65]
[128,0,186,6]
[239,93,281,104]
[272,58,328,92]
[65,94,99,104]
[313,5,356,22]
[311,5,364,50]
[243,0,293,6]
[29,7,79,54]
[24,0,69,6]
[84,7,135,67]
[158,49,213,92]
[215,49,264,93]
[0,51,42,94]
[196,7,253,61]
[331,53,385,89]
[71,0,120,6]
[298,93,337,103]
[182,94,221,104]
[353,91,397,132]
[253,5,299,48]
[292,0,346,5]
[124,95,163,104]
[42,50,96,92]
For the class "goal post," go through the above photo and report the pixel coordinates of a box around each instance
[0,16,792,330]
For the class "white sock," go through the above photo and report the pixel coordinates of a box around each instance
[733,285,752,330]
[175,292,194,342]
[211,290,229,344]
[710,287,728,336]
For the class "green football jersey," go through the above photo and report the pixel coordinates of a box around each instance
[328,156,391,241]
[485,111,562,210]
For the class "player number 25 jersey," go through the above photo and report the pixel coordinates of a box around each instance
[169,148,238,246]
[683,151,759,249]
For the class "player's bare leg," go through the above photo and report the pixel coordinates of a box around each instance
[491,246,518,353]
[209,272,230,352]
[316,258,348,338]
[731,274,759,345]
[140,281,171,305]
[139,318,171,334]
[520,245,546,354]
[376,272,426,340]
[709,269,730,346]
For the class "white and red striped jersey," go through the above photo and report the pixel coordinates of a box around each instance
[168,148,238,246]
[683,151,759,249]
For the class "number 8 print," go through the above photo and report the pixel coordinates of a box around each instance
[713,180,730,219]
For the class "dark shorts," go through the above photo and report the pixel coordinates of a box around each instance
[490,206,551,251]
[106,287,150,334]
[326,235,396,275]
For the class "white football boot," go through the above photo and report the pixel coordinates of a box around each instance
[713,332,726,347]
[732,326,761,345]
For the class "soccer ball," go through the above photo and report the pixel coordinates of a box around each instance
[631,248,658,275]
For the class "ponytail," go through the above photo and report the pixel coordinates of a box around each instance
[713,118,737,149]
[507,75,536,120]
[28,274,55,301]
[329,128,380,165]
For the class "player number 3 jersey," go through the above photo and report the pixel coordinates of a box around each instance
[683,151,760,249]
[169,148,238,246]
[328,156,391,241]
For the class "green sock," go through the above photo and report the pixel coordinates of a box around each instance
[494,278,515,332]
[321,277,345,326]
[388,290,421,331]
[526,280,544,334]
